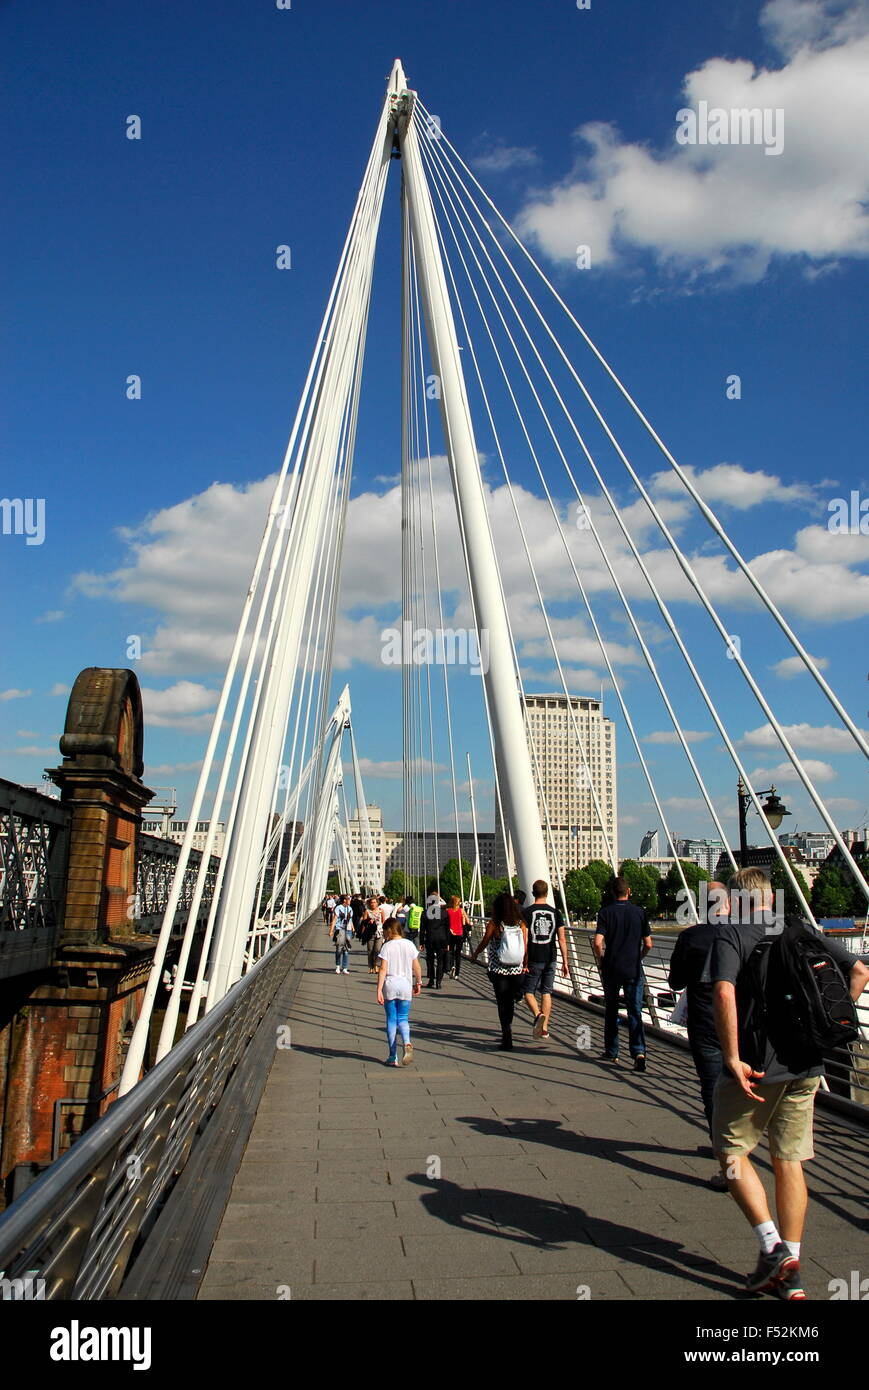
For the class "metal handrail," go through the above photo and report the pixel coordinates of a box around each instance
[466,920,869,1113]
[0,913,315,1299]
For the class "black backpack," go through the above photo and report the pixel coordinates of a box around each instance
[741,915,858,1071]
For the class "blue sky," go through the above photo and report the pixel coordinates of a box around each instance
[2,0,867,858]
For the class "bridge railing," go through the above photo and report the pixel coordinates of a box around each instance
[0,778,70,979]
[466,920,869,1116]
[0,914,314,1299]
[135,832,219,935]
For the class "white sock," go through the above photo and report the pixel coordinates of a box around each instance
[754,1221,781,1254]
[783,1240,800,1260]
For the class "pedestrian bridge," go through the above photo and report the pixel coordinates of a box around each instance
[1,917,865,1302]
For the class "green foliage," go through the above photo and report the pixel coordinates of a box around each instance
[384,869,407,901]
[811,864,855,918]
[770,862,811,917]
[438,858,473,905]
[325,872,341,893]
[657,860,710,915]
[563,867,601,920]
[619,859,660,913]
[584,859,614,894]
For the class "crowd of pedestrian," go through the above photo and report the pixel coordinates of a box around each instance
[321,863,868,1301]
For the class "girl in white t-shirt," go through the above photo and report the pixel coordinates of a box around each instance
[376,922,422,1066]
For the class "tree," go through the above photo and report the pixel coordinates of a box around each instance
[563,867,601,921]
[619,859,660,913]
[325,872,340,893]
[438,858,473,905]
[849,857,869,918]
[583,859,614,895]
[770,862,811,917]
[384,869,407,901]
[658,860,710,917]
[811,865,854,919]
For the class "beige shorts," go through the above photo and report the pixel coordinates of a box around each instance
[712,1073,820,1162]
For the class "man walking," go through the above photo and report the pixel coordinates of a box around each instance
[710,866,868,1299]
[420,892,449,989]
[668,880,729,1189]
[329,894,354,974]
[593,875,652,1071]
[522,879,569,1040]
[405,896,422,950]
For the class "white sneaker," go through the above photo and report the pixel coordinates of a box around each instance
[335,966,341,973]
[342,968,349,974]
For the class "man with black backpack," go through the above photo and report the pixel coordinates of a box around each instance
[710,866,868,1300]
[420,892,449,989]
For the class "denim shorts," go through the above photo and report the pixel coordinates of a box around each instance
[524,958,556,996]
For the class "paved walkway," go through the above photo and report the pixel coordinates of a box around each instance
[199,933,869,1300]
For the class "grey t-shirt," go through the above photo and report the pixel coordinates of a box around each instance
[710,916,855,1084]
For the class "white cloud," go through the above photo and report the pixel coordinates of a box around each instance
[771,651,829,678]
[651,463,814,510]
[17,729,39,738]
[1,745,54,756]
[343,757,444,780]
[741,721,868,752]
[643,729,714,744]
[50,683,70,696]
[140,681,218,732]
[750,757,837,782]
[71,454,869,690]
[35,610,64,624]
[0,688,32,701]
[516,0,869,283]
[145,760,205,776]
[471,139,539,174]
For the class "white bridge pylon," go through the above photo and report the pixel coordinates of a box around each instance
[119,60,867,1095]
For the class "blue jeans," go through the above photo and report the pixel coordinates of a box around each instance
[689,1039,724,1141]
[335,946,349,970]
[384,997,412,1057]
[602,972,646,1058]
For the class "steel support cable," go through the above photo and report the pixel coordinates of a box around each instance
[419,126,864,912]
[419,139,616,881]
[404,197,514,885]
[210,142,395,997]
[421,128,734,886]
[304,215,383,910]
[415,99,868,766]
[419,135,623,901]
[123,127,391,1083]
[294,340,367,915]
[185,127,398,1029]
[408,248,442,898]
[268,417,349,930]
[410,239,467,902]
[418,134,751,881]
[419,132,826,916]
[420,133,709,907]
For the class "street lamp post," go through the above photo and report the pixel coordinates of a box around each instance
[736,779,791,868]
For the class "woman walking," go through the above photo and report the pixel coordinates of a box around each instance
[376,921,422,1066]
[470,892,527,1050]
[446,896,469,979]
[329,901,354,974]
[362,896,384,973]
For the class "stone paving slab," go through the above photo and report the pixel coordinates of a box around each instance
[199,936,869,1301]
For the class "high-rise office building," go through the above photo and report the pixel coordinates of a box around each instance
[523,693,617,875]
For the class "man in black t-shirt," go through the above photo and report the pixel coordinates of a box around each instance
[668,880,730,1188]
[710,866,868,1300]
[521,879,569,1040]
[594,876,652,1071]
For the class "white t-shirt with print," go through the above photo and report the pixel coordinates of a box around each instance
[378,938,419,1001]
